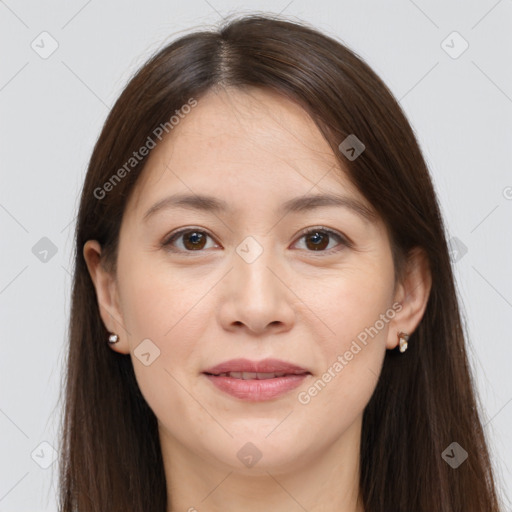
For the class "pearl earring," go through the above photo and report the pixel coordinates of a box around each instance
[398,331,409,353]
[108,333,119,344]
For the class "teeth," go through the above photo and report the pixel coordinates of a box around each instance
[216,371,290,379]
[257,372,282,379]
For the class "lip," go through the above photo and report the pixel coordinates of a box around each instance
[203,358,310,375]
[202,358,311,402]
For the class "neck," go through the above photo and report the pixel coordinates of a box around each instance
[160,415,365,512]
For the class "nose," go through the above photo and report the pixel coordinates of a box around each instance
[218,242,295,335]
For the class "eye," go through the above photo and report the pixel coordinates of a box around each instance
[162,228,218,254]
[162,226,351,255]
[293,227,351,254]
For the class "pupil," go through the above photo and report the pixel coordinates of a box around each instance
[187,232,204,249]
[309,231,327,250]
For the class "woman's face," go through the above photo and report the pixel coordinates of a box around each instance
[87,86,408,474]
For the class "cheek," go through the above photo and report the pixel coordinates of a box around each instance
[300,254,395,347]
[294,258,394,411]
[115,255,210,411]
[118,249,210,345]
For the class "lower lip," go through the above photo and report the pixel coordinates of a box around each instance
[203,373,309,401]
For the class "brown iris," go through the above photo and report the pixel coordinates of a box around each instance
[304,231,329,251]
[182,231,207,250]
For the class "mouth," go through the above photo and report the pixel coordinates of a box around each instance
[204,370,310,379]
[202,359,312,401]
[203,357,310,376]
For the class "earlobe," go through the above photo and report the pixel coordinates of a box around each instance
[386,247,432,350]
[82,240,130,354]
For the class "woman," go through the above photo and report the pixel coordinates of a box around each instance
[59,13,504,512]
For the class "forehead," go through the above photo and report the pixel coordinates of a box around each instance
[126,86,371,218]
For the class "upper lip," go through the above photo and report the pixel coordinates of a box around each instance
[203,358,310,375]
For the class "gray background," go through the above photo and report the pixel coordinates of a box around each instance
[1,0,511,510]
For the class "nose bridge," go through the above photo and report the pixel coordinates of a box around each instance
[219,233,294,333]
[233,234,279,300]
[219,229,296,335]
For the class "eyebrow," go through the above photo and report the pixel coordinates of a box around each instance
[142,192,377,223]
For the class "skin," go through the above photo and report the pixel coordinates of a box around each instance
[84,86,431,512]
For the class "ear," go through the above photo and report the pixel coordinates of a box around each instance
[83,240,130,354]
[386,246,432,350]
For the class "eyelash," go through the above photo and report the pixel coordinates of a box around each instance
[161,226,352,256]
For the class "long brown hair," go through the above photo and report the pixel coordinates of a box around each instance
[58,13,504,511]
